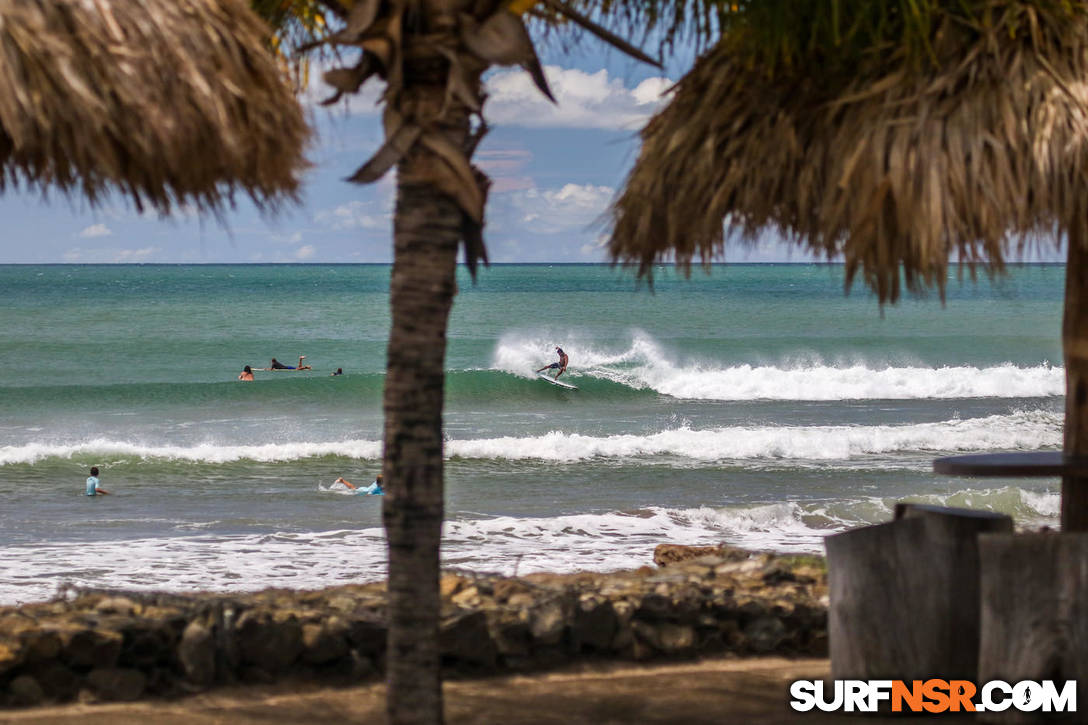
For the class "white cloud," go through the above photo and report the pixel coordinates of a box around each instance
[271,231,304,245]
[115,247,159,262]
[484,67,672,130]
[63,246,161,263]
[300,60,672,132]
[580,233,609,258]
[78,223,112,238]
[295,244,317,260]
[476,148,534,193]
[314,200,389,231]
[504,183,614,234]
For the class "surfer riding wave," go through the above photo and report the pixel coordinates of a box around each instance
[536,346,569,380]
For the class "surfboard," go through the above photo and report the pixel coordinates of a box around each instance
[537,373,578,390]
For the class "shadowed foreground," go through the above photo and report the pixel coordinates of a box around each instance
[0,658,969,724]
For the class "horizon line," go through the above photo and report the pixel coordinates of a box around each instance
[0,260,1067,267]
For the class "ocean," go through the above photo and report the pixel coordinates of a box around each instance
[0,263,1066,605]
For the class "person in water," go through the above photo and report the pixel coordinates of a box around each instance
[335,474,383,495]
[85,466,110,496]
[238,365,254,381]
[536,346,569,379]
[331,368,343,376]
[270,356,311,370]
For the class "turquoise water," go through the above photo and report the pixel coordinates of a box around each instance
[0,263,1066,604]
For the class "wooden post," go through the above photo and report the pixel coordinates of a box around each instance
[1063,229,1088,531]
[979,532,1088,723]
[827,504,1012,681]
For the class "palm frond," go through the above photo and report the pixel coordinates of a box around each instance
[0,0,310,215]
[608,0,1088,302]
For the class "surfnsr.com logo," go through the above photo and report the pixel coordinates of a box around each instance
[789,679,1077,713]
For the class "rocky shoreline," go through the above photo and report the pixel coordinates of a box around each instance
[0,545,827,708]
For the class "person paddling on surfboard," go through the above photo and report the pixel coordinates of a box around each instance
[536,346,569,380]
[335,475,383,495]
[269,355,311,371]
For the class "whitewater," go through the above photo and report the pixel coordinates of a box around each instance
[0,409,1059,466]
[491,332,1065,400]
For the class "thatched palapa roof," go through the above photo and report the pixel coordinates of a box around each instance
[608,2,1088,302]
[0,0,310,213]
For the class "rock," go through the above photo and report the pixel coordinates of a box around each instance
[506,592,535,609]
[626,622,658,661]
[26,662,80,702]
[528,600,566,647]
[488,612,531,657]
[347,617,387,656]
[492,579,532,603]
[656,623,695,654]
[736,599,768,620]
[440,574,467,598]
[451,586,481,608]
[57,625,123,669]
[7,675,44,706]
[301,619,349,665]
[719,620,744,650]
[95,597,137,616]
[86,667,147,701]
[119,620,176,668]
[19,628,60,664]
[240,665,276,683]
[715,558,766,578]
[178,620,215,686]
[807,630,829,657]
[0,548,828,706]
[0,640,23,675]
[743,616,786,653]
[235,610,302,672]
[761,561,796,584]
[635,593,672,621]
[572,599,617,652]
[440,611,496,669]
[654,544,741,567]
[628,620,695,655]
[348,648,377,679]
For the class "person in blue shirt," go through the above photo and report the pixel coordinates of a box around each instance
[334,474,383,495]
[85,466,110,496]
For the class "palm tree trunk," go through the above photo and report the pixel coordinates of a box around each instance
[382,83,468,722]
[1062,215,1088,531]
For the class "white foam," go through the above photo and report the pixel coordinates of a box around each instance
[447,410,1060,462]
[0,410,1060,466]
[0,438,382,466]
[1019,488,1061,517]
[318,481,362,496]
[0,487,1059,605]
[0,508,816,605]
[492,331,1064,400]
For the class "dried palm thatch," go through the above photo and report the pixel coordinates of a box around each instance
[0,0,310,214]
[608,1,1088,303]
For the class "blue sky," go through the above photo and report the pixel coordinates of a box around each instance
[0,36,1064,264]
